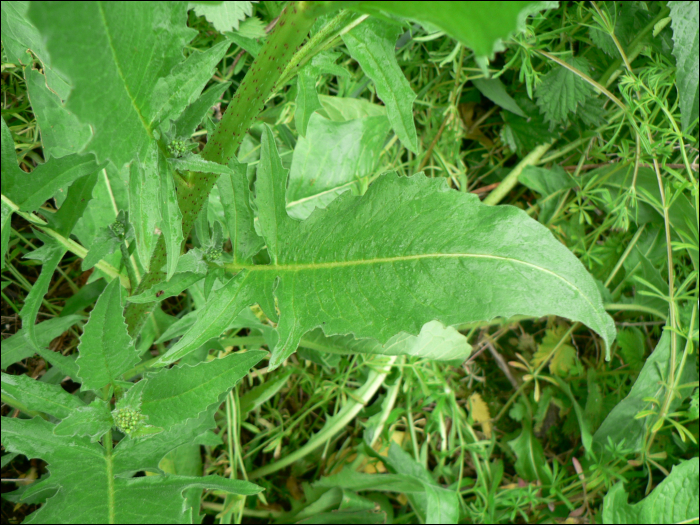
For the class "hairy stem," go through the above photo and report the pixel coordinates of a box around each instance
[124,2,320,336]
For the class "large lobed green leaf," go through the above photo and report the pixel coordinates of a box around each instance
[668,1,699,132]
[1,417,261,524]
[157,126,615,369]
[352,1,558,58]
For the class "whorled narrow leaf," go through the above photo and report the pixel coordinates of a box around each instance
[76,279,140,391]
[141,351,265,430]
[157,127,616,369]
[668,1,699,132]
[216,157,264,264]
[2,117,102,213]
[342,18,418,153]
[1,417,261,524]
[1,372,85,419]
[286,113,391,220]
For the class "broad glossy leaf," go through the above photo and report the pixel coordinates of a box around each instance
[53,399,114,442]
[140,351,265,430]
[216,158,264,263]
[300,320,471,362]
[28,2,227,171]
[1,417,261,524]
[354,1,557,58]
[158,126,616,369]
[318,95,386,121]
[343,18,418,153]
[2,117,101,212]
[593,331,698,456]
[287,113,391,220]
[668,1,699,131]
[1,0,71,99]
[603,457,698,524]
[1,315,84,368]
[76,279,140,391]
[1,372,84,419]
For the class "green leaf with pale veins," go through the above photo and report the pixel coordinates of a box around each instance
[286,113,391,220]
[603,457,698,524]
[1,417,262,524]
[141,351,265,430]
[668,1,699,131]
[354,1,557,58]
[28,2,227,170]
[535,56,594,124]
[76,279,140,391]
[2,117,101,213]
[217,158,264,264]
[343,18,418,153]
[1,372,85,419]
[53,399,114,442]
[157,126,615,369]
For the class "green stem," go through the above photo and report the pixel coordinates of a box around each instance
[483,143,553,205]
[124,2,319,337]
[247,356,396,479]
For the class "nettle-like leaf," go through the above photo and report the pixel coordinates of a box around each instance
[156,126,616,369]
[535,56,595,125]
[189,0,254,33]
[668,1,699,132]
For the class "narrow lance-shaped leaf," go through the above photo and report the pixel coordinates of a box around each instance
[129,154,161,270]
[342,18,418,153]
[76,279,140,391]
[296,67,322,137]
[157,126,616,369]
[216,157,264,264]
[156,147,183,281]
[140,351,266,431]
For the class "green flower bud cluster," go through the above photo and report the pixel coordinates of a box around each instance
[204,247,223,262]
[168,139,189,158]
[113,407,145,435]
[110,219,126,239]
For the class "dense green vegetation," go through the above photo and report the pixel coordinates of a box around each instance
[1,1,698,523]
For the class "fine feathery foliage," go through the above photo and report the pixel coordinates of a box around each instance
[1,1,698,523]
